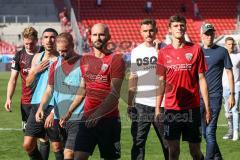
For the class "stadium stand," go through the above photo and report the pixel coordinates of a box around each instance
[0,40,16,54]
[70,0,238,44]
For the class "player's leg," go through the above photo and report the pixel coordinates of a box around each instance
[202,97,222,160]
[39,138,50,160]
[222,89,233,139]
[232,90,239,141]
[24,105,46,159]
[97,117,121,160]
[166,140,180,160]
[130,103,152,160]
[164,109,182,160]
[188,143,204,160]
[45,106,64,160]
[182,108,203,160]
[20,104,32,132]
[74,151,90,160]
[153,107,169,160]
[74,121,95,160]
[64,120,81,159]
[23,136,42,160]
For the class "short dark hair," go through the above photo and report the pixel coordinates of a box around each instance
[225,37,235,44]
[168,15,186,27]
[42,28,58,36]
[140,19,157,29]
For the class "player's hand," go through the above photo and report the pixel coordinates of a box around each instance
[228,94,235,110]
[154,112,163,123]
[154,107,162,121]
[59,111,72,128]
[44,112,54,128]
[33,60,49,74]
[205,108,212,125]
[4,99,12,112]
[127,106,136,120]
[35,108,44,123]
[153,39,162,50]
[85,113,100,128]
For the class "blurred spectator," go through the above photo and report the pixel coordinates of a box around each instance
[96,0,102,6]
[145,1,152,13]
[59,7,69,19]
[18,34,21,41]
[180,3,186,13]
[193,2,200,18]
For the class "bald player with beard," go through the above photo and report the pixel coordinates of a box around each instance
[63,23,125,160]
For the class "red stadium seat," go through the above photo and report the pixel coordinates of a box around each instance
[70,0,238,44]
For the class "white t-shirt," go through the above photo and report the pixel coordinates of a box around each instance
[131,43,164,107]
[222,52,240,89]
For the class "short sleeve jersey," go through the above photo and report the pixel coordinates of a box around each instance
[222,52,240,88]
[11,48,36,104]
[80,53,125,118]
[202,45,232,97]
[130,43,159,107]
[157,42,207,110]
[48,56,84,120]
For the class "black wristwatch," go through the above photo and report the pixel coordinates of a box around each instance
[230,92,235,95]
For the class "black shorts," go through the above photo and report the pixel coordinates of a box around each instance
[25,104,63,142]
[64,121,81,150]
[46,119,66,142]
[21,104,32,122]
[74,117,121,159]
[164,108,201,143]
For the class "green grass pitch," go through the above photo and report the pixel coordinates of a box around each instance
[0,72,240,159]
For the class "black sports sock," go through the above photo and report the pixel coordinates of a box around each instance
[54,150,64,160]
[39,141,50,160]
[28,146,43,160]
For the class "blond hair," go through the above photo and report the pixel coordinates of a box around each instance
[22,27,38,40]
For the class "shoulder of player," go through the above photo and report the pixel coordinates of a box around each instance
[214,45,229,55]
[131,43,145,53]
[158,44,172,54]
[31,52,42,64]
[13,48,25,58]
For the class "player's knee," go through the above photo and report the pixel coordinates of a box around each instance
[22,141,34,153]
[51,141,63,152]
[64,149,74,159]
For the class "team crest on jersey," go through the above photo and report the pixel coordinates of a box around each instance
[101,63,109,72]
[185,53,193,61]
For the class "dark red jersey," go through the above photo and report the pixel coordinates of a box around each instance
[11,48,36,104]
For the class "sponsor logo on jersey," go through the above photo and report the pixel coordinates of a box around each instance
[167,64,192,71]
[85,73,108,82]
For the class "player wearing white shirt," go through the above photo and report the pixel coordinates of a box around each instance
[222,37,240,141]
[128,19,168,160]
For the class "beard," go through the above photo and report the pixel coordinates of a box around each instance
[61,52,71,60]
[92,40,106,50]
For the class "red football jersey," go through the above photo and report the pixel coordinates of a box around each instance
[157,42,207,110]
[11,49,35,104]
[80,53,125,117]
